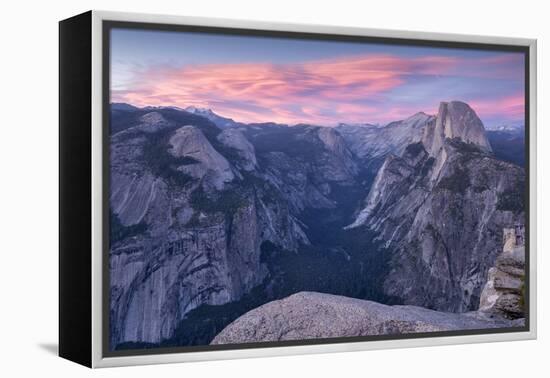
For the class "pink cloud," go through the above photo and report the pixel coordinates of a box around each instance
[469,94,525,122]
[112,54,459,125]
[112,52,524,126]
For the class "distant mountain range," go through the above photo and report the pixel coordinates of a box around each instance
[111,102,525,167]
[485,124,525,132]
[108,101,526,350]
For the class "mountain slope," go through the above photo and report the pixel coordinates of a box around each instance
[108,101,525,348]
[108,107,368,349]
[336,112,434,164]
[487,127,525,167]
[109,108,310,347]
[347,101,525,312]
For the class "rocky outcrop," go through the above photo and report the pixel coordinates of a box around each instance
[422,101,492,156]
[346,102,525,312]
[211,291,520,344]
[315,126,358,182]
[217,128,258,171]
[169,125,235,190]
[479,225,526,319]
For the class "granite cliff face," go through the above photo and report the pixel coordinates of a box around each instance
[109,108,361,348]
[109,101,526,348]
[168,125,235,190]
[422,101,492,156]
[217,128,258,171]
[109,111,310,347]
[347,101,525,312]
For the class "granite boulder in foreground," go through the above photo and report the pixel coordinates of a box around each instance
[211,292,523,345]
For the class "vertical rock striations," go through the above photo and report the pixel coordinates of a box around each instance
[347,101,525,312]
[422,101,492,157]
[109,108,361,348]
[336,112,434,172]
[109,101,526,348]
[479,225,526,319]
[109,110,309,347]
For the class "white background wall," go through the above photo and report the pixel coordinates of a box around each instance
[0,0,546,376]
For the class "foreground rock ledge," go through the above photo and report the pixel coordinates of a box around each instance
[211,292,523,345]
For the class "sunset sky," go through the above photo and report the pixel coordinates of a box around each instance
[110,28,526,128]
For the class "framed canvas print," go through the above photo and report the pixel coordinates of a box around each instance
[59,10,537,368]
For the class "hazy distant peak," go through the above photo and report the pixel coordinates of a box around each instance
[184,106,239,129]
[111,102,140,111]
[185,106,215,115]
[486,124,525,132]
[143,105,185,111]
[336,122,380,129]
